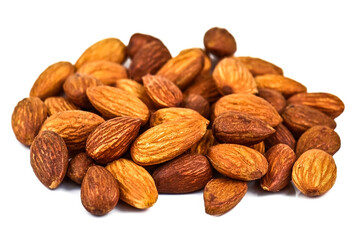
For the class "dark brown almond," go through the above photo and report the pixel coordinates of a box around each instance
[237,56,283,76]
[184,73,221,103]
[127,33,162,59]
[183,93,211,118]
[203,27,237,58]
[255,74,307,97]
[257,88,286,113]
[66,152,95,184]
[265,123,296,150]
[44,96,79,116]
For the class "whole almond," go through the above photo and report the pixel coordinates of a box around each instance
[237,56,283,76]
[127,33,161,59]
[212,57,257,95]
[152,154,213,193]
[184,73,221,103]
[66,152,95,184]
[75,38,127,69]
[115,79,155,109]
[12,97,48,146]
[81,165,120,216]
[260,144,296,192]
[106,158,158,209]
[190,129,217,155]
[44,96,79,116]
[30,61,75,100]
[213,111,275,145]
[204,178,247,216]
[86,117,142,164]
[203,27,237,58]
[149,107,208,127]
[86,85,149,124]
[207,144,268,181]
[183,93,211,118]
[265,123,296,150]
[257,88,286,113]
[296,125,341,157]
[40,110,104,151]
[213,93,282,127]
[181,48,212,75]
[142,74,183,108]
[292,149,337,197]
[287,92,345,118]
[30,130,68,189]
[255,74,307,97]
[131,118,208,165]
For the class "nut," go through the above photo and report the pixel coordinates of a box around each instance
[149,107,207,127]
[44,96,79,116]
[265,123,296,150]
[66,152,95,184]
[237,56,283,76]
[203,27,237,58]
[182,93,211,118]
[257,88,286,113]
[127,33,161,59]
[255,74,307,97]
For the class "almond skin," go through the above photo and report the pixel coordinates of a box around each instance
[30,61,75,100]
[255,74,307,97]
[149,107,208,127]
[106,158,158,209]
[142,74,183,108]
[251,141,266,155]
[213,111,275,145]
[265,123,296,150]
[207,144,268,181]
[66,152,95,184]
[86,117,142,164]
[184,73,221,103]
[260,144,296,192]
[237,56,283,76]
[44,96,79,116]
[131,118,208,166]
[127,33,162,59]
[12,97,48,146]
[190,129,217,155]
[81,165,120,216]
[257,88,286,113]
[182,93,211,118]
[292,149,337,197]
[212,57,257,95]
[30,130,68,189]
[203,27,237,58]
[287,92,345,118]
[115,79,155,109]
[75,38,127,69]
[40,110,105,151]
[296,125,341,157]
[204,178,247,216]
[152,153,213,193]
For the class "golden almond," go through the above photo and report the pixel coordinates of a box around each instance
[237,56,283,76]
[189,129,217,155]
[255,74,307,97]
[44,96,79,116]
[149,107,208,127]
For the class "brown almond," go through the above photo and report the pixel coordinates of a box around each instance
[190,129,217,155]
[251,141,266,155]
[30,61,75,100]
[106,158,158,209]
[255,74,307,97]
[152,154,213,193]
[149,107,208,127]
[207,144,268,181]
[184,73,221,103]
[86,117,142,164]
[203,27,237,58]
[44,96,79,116]
[66,152,95,184]
[30,130,68,189]
[183,93,211,118]
[127,33,161,59]
[260,144,296,192]
[265,123,296,150]
[237,56,283,76]
[257,88,286,113]
[204,178,247,216]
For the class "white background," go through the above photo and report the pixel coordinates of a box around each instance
[1,0,360,239]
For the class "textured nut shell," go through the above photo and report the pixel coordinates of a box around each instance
[66,152,94,184]
[131,118,208,166]
[40,110,104,151]
[81,165,120,216]
[44,97,79,116]
[207,144,268,181]
[183,93,211,118]
[152,154,213,193]
[30,61,75,99]
[212,57,257,95]
[184,73,221,103]
[30,131,68,189]
[86,117,142,164]
[75,38,127,69]
[86,85,149,124]
[115,79,155,109]
[214,93,282,127]
[12,97,48,146]
[265,123,296,150]
[237,57,283,76]
[260,144,296,192]
[204,178,247,216]
[106,159,158,209]
[127,33,161,59]
[203,27,237,57]
[150,107,208,127]
[257,88,286,113]
[292,149,337,197]
[190,129,217,155]
[255,74,307,97]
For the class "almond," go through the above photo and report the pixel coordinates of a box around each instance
[106,158,158,209]
[207,144,268,181]
[152,153,213,193]
[203,27,237,58]
[264,123,296,150]
[260,144,296,192]
[149,107,208,127]
[30,130,68,189]
[203,178,247,216]
[183,93,211,118]
[30,61,75,100]
[257,88,286,113]
[212,57,257,95]
[86,117,142,164]
[75,38,127,69]
[184,73,221,103]
[131,118,208,165]
[237,56,283,76]
[190,129,217,155]
[44,96,79,116]
[40,110,104,151]
[127,33,161,59]
[66,152,95,184]
[81,165,120,216]
[292,149,337,197]
[255,74,307,97]
[12,97,48,146]
[251,141,266,155]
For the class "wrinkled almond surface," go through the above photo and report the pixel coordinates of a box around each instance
[44,96,79,116]
[237,56,283,76]
[149,107,208,127]
[255,74,307,97]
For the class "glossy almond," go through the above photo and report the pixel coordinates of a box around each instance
[203,27,237,58]
[12,97,48,146]
[237,56,283,76]
[81,165,120,216]
[86,117,142,164]
[40,110,104,151]
[66,152,95,184]
[207,144,268,181]
[152,154,213,193]
[204,178,247,216]
[257,88,286,113]
[149,107,208,127]
[127,33,161,59]
[86,85,149,124]
[183,93,211,118]
[255,74,307,97]
[106,158,158,209]
[44,96,79,116]
[30,130,68,189]
[184,73,221,103]
[292,149,337,197]
[131,118,208,166]
[212,57,257,95]
[190,129,217,155]
[260,144,296,192]
[213,93,282,127]
[75,38,127,69]
[115,79,155,109]
[30,61,75,99]
[265,123,296,150]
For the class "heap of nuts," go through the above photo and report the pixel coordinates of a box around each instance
[11,27,344,216]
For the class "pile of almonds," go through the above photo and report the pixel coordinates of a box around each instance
[11,27,344,216]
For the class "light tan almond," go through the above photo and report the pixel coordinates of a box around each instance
[149,107,208,127]
[255,74,307,97]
